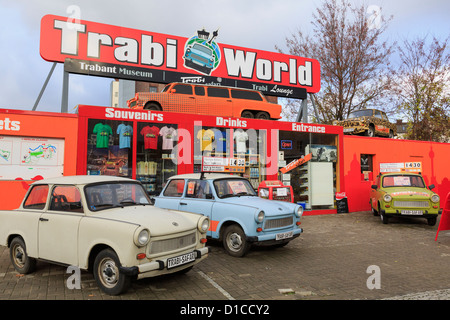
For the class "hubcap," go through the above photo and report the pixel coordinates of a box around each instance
[99,258,119,288]
[227,232,243,252]
[13,245,26,268]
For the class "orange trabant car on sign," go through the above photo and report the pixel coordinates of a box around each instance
[127,83,282,120]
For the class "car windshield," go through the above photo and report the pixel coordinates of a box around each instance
[382,175,426,188]
[348,110,373,118]
[213,178,257,199]
[193,44,212,55]
[85,182,151,211]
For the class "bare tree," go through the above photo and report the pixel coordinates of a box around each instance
[392,35,450,142]
[277,0,394,123]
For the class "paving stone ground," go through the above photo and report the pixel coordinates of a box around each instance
[1,211,450,301]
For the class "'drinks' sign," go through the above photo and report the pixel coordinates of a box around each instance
[40,15,320,98]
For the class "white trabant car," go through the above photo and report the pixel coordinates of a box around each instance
[0,175,209,295]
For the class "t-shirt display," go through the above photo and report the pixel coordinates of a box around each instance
[234,129,248,154]
[197,129,215,151]
[93,123,113,148]
[117,123,133,149]
[160,126,177,150]
[140,125,160,149]
[213,129,227,153]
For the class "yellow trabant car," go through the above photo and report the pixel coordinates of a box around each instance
[370,172,441,225]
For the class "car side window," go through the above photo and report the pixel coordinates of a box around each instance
[207,87,230,98]
[172,84,193,95]
[163,179,186,197]
[23,185,49,210]
[49,185,83,212]
[231,89,263,101]
[186,180,212,199]
[374,110,383,119]
[195,86,205,96]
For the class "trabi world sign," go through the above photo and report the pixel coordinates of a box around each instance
[40,15,320,98]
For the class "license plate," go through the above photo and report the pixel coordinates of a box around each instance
[344,128,355,133]
[401,210,423,215]
[276,231,293,240]
[167,252,196,269]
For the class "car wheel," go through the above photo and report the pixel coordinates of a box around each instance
[427,217,437,226]
[241,110,254,118]
[9,237,36,274]
[380,209,389,224]
[223,225,251,257]
[389,130,394,138]
[144,102,162,111]
[93,249,131,295]
[367,124,375,137]
[255,111,270,120]
[371,204,379,216]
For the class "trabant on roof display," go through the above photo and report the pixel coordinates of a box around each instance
[333,109,397,138]
[127,82,282,120]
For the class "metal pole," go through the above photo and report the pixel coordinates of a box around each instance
[61,70,69,113]
[33,62,57,111]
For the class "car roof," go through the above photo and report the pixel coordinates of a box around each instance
[168,173,244,180]
[380,172,422,177]
[31,175,135,186]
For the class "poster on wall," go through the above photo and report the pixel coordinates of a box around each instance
[0,136,64,180]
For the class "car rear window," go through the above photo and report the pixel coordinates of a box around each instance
[23,185,49,210]
[231,89,263,101]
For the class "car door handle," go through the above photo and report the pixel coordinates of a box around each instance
[180,202,187,205]
[39,217,49,222]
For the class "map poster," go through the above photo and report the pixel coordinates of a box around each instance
[0,136,64,180]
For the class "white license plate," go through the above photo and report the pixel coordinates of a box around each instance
[401,210,423,215]
[276,231,293,240]
[344,128,355,132]
[167,252,196,269]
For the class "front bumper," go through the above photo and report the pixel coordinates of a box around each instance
[247,228,303,246]
[119,246,209,279]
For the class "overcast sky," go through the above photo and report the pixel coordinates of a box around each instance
[0,0,449,113]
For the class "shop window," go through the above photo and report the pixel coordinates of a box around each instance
[137,122,178,196]
[360,154,374,181]
[194,126,266,189]
[87,119,133,178]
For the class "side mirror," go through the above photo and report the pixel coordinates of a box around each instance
[169,89,176,94]
[371,185,378,190]
[429,184,435,190]
[205,193,214,200]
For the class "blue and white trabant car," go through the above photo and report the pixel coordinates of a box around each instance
[154,173,304,257]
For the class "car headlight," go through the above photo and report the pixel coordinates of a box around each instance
[134,228,150,247]
[383,194,392,202]
[431,194,440,203]
[255,210,265,223]
[295,205,303,217]
[198,217,210,233]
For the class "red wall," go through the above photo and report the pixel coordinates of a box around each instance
[343,135,450,212]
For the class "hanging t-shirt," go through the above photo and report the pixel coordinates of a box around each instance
[197,129,215,151]
[140,125,160,149]
[93,123,113,149]
[160,126,177,150]
[234,129,248,154]
[117,123,133,149]
[213,129,227,153]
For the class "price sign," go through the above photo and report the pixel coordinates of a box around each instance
[202,156,245,173]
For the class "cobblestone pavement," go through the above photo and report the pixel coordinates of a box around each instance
[1,211,450,301]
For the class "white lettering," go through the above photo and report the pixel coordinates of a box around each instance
[141,35,164,67]
[0,118,20,131]
[104,107,163,121]
[54,19,86,55]
[114,37,139,63]
[87,32,113,59]
[216,116,247,128]
[292,122,325,133]
[224,48,256,78]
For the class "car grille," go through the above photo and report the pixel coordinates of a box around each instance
[191,53,209,65]
[150,232,197,255]
[393,201,429,208]
[264,217,293,230]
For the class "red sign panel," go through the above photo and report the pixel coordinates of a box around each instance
[40,15,320,98]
